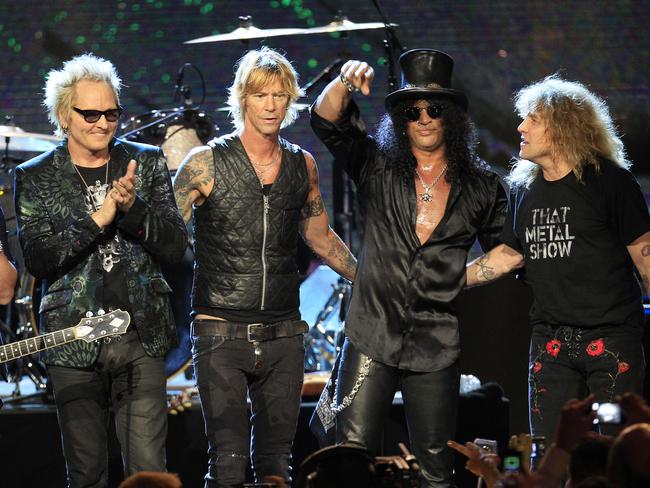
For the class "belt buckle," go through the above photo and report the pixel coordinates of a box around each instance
[247,323,264,342]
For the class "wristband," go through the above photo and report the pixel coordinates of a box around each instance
[339,73,358,93]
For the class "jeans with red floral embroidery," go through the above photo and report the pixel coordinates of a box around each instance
[528,319,645,441]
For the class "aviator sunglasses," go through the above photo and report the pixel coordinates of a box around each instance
[72,106,124,123]
[400,104,442,122]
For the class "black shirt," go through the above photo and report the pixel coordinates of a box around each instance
[311,103,507,372]
[74,164,130,315]
[501,161,650,327]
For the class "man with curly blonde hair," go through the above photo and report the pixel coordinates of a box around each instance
[469,75,650,442]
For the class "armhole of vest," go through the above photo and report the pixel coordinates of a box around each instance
[205,140,219,200]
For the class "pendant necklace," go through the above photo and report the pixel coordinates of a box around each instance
[415,164,447,202]
[72,160,110,212]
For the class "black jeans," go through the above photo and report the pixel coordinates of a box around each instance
[334,339,459,488]
[192,329,305,488]
[529,320,646,441]
[48,330,168,488]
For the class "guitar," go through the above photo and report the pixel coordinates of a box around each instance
[0,309,131,364]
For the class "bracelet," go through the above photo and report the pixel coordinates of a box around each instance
[339,73,358,93]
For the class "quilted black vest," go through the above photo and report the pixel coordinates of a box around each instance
[192,133,309,313]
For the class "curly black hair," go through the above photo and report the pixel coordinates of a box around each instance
[375,97,487,184]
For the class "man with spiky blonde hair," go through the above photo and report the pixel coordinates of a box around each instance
[15,53,187,487]
[467,74,650,442]
[173,47,355,487]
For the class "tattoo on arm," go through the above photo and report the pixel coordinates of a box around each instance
[476,254,496,282]
[303,229,356,281]
[173,149,214,223]
[325,233,357,280]
[300,195,325,220]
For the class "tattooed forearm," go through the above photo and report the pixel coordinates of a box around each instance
[475,255,496,282]
[173,148,214,223]
[304,229,356,281]
[325,233,357,281]
[300,195,325,220]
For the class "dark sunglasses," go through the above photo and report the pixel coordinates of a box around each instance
[72,106,123,123]
[400,104,442,122]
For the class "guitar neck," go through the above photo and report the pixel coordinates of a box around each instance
[0,327,79,363]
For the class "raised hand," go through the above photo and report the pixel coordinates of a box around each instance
[112,159,137,212]
[554,394,597,451]
[340,60,374,96]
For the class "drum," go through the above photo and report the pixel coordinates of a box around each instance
[120,108,217,171]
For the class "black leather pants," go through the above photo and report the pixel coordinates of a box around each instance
[334,339,459,488]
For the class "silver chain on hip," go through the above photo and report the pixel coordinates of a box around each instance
[329,356,373,414]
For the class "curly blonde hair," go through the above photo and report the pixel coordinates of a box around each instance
[226,46,304,132]
[507,74,629,188]
[43,53,122,138]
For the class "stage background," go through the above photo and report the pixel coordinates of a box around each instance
[0,0,649,436]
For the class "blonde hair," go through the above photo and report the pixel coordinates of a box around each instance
[226,46,304,131]
[43,53,122,137]
[507,74,629,188]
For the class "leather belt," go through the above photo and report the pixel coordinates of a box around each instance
[191,319,308,342]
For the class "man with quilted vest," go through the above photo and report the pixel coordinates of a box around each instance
[173,47,356,488]
[15,54,187,487]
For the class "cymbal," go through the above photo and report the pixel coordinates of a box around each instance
[185,25,307,44]
[215,103,310,112]
[302,17,397,35]
[0,125,61,152]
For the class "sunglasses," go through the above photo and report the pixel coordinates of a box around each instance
[72,106,123,123]
[400,104,442,122]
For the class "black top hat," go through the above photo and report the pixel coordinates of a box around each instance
[385,49,468,111]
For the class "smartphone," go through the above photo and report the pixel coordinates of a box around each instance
[592,402,622,424]
[500,448,522,473]
[473,438,498,454]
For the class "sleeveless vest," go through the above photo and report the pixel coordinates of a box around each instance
[192,133,310,312]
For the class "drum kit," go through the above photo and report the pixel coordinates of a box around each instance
[0,12,400,401]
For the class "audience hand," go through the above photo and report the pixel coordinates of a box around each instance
[618,392,650,426]
[554,394,596,452]
[448,440,501,487]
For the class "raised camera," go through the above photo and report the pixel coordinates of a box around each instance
[592,402,622,424]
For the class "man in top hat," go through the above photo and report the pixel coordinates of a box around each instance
[310,50,522,486]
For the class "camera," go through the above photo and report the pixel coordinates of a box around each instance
[592,402,622,425]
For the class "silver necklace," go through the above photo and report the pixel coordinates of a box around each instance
[251,146,281,185]
[415,164,447,202]
[73,160,110,212]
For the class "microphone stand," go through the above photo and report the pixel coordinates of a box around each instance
[371,0,407,91]
[302,58,343,96]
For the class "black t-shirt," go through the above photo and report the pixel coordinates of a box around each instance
[75,164,130,314]
[501,161,650,327]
